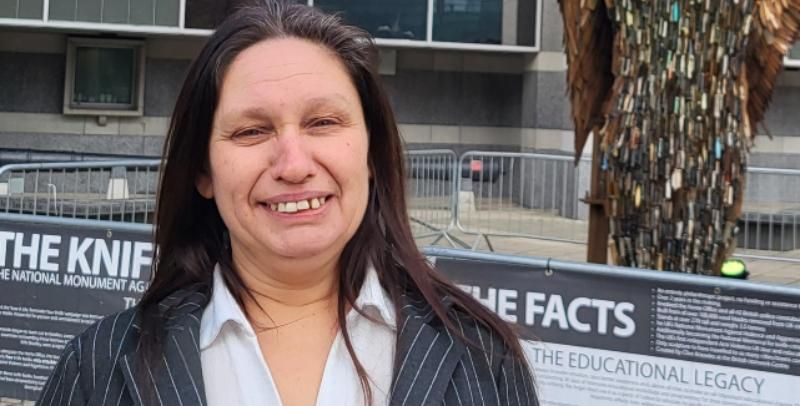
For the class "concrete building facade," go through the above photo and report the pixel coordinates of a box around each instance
[0,0,798,167]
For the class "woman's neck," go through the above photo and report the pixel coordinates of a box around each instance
[230,247,340,327]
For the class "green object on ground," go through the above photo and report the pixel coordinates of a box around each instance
[721,259,748,279]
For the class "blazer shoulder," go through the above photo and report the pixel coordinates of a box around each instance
[75,306,141,355]
[69,283,209,362]
[37,307,141,405]
[70,307,142,381]
[38,285,209,405]
[71,282,209,356]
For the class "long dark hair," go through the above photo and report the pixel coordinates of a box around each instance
[138,0,531,402]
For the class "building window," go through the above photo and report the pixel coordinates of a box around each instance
[48,0,180,26]
[433,0,536,45]
[315,0,428,40]
[434,0,501,44]
[314,0,538,47]
[64,38,145,116]
[185,0,234,29]
[185,0,305,29]
[0,0,43,19]
[790,43,800,62]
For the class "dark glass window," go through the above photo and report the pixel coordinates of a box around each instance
[790,44,800,61]
[315,0,428,41]
[48,0,75,21]
[0,0,43,19]
[185,0,232,29]
[0,1,14,18]
[433,0,536,46]
[186,0,305,29]
[72,47,136,107]
[48,0,179,25]
[515,0,536,46]
[433,0,502,44]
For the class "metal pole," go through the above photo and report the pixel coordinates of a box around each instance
[586,131,609,264]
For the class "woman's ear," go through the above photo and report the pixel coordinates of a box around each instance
[195,173,214,199]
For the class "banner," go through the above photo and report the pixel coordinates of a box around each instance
[0,219,152,400]
[433,253,800,406]
[2,219,799,405]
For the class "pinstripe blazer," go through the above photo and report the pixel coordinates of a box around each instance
[37,285,538,406]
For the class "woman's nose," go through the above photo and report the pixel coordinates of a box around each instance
[269,128,315,183]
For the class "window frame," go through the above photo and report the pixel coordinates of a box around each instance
[63,37,146,117]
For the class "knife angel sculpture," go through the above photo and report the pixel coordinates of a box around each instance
[559,0,800,274]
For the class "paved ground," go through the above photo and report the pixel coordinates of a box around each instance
[410,208,800,288]
[415,231,800,288]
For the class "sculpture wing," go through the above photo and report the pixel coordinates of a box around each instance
[558,0,616,163]
[745,0,800,131]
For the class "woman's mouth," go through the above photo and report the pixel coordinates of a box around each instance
[266,196,329,213]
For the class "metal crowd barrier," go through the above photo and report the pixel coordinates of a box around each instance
[454,151,591,250]
[0,153,468,245]
[408,150,800,267]
[404,149,464,247]
[0,160,160,224]
[735,166,800,264]
[1,152,798,266]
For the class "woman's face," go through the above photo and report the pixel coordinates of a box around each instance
[197,37,370,265]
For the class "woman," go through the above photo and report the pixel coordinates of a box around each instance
[38,1,537,405]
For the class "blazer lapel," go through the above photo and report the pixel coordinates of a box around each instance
[120,288,209,406]
[390,295,465,406]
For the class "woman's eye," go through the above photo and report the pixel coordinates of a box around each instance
[311,118,338,127]
[233,128,266,138]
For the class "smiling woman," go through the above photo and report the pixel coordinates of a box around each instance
[197,38,371,274]
[37,1,538,406]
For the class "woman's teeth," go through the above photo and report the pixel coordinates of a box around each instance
[270,197,326,213]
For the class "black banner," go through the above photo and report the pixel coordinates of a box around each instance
[2,220,799,405]
[0,219,152,400]
[433,252,800,406]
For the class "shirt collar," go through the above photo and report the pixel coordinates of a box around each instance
[199,263,396,350]
[199,264,253,350]
[352,263,396,329]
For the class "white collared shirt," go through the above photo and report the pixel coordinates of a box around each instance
[199,265,397,406]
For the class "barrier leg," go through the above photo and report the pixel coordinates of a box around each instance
[483,234,494,252]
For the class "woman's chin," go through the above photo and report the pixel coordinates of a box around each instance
[270,238,341,261]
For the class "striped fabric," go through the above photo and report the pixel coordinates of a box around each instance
[37,285,538,406]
